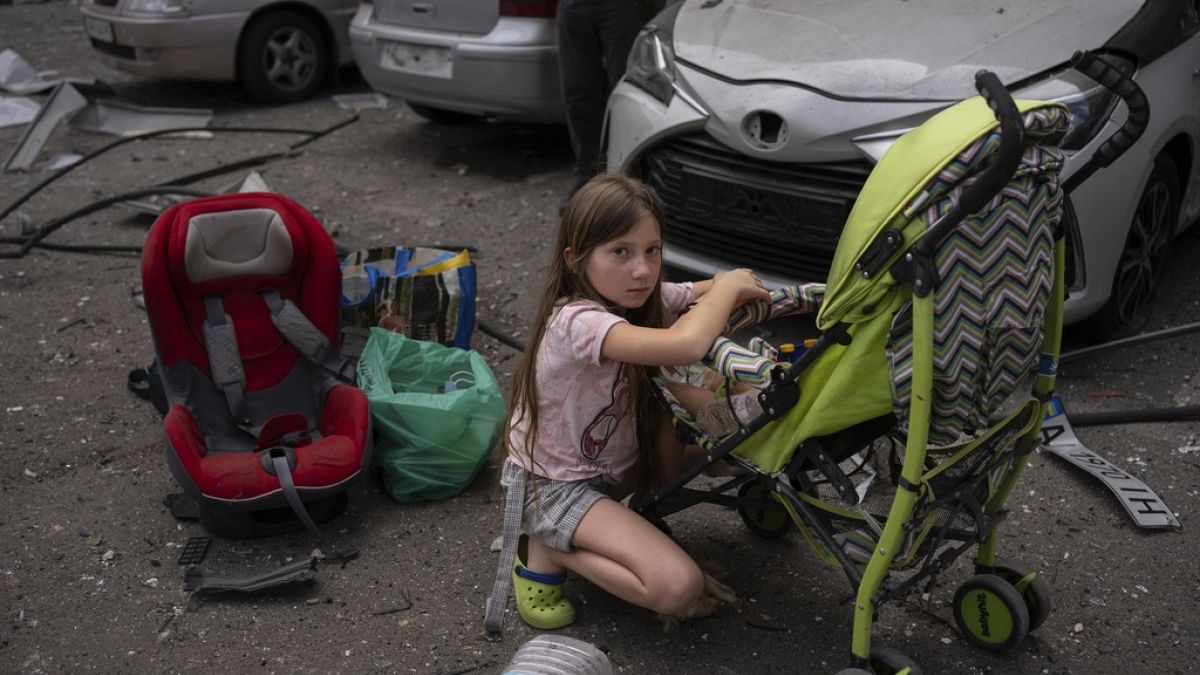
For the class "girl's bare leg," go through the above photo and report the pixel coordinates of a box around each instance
[525,412,704,614]
[541,498,703,615]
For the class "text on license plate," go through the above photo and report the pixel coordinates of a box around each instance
[84,17,114,42]
[382,42,452,79]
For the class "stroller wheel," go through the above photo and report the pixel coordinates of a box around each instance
[736,481,792,539]
[845,645,922,675]
[953,574,1031,651]
[989,559,1052,632]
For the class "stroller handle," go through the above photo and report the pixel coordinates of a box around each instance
[914,70,1024,259]
[1061,50,1149,193]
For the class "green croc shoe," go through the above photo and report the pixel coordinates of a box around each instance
[512,535,575,630]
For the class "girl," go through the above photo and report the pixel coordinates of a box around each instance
[484,174,768,636]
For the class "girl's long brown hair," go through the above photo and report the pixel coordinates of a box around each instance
[504,174,669,497]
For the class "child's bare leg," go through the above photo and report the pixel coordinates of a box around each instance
[657,387,745,477]
[525,536,566,576]
[542,498,703,615]
[663,381,717,420]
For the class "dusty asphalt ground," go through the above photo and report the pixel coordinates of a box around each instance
[2,3,1199,673]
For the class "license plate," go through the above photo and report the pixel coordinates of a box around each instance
[382,42,452,79]
[84,17,114,42]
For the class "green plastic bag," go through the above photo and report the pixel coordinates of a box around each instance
[356,328,505,503]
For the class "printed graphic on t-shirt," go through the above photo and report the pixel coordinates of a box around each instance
[580,365,627,461]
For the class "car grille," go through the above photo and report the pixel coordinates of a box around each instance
[90,39,136,60]
[635,134,872,282]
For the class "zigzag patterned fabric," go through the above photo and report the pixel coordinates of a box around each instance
[746,336,779,362]
[700,283,825,385]
[888,106,1069,445]
[653,283,826,443]
[725,283,825,334]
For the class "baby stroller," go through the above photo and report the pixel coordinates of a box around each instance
[641,53,1147,674]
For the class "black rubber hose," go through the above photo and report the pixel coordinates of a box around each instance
[1060,320,1200,363]
[0,186,212,259]
[479,318,525,352]
[1069,405,1200,427]
[0,116,358,225]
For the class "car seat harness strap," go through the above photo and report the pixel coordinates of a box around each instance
[261,290,355,382]
[202,295,248,424]
[263,446,358,561]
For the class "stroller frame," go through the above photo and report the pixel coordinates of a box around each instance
[641,54,1148,673]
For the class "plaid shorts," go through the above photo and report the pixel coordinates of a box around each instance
[501,459,613,553]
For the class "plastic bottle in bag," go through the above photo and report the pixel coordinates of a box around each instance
[502,635,612,675]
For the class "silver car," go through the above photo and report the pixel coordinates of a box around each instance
[607,0,1200,336]
[348,0,562,123]
[78,0,358,103]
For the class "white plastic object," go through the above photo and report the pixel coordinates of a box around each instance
[502,635,613,675]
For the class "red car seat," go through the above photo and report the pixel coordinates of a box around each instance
[141,192,371,538]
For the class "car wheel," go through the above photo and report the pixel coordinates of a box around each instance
[1081,154,1180,338]
[407,102,481,124]
[239,10,328,104]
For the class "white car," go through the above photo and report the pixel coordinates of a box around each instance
[348,0,562,123]
[607,0,1200,336]
[79,0,358,103]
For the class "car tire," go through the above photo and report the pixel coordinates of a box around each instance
[407,102,481,124]
[1080,153,1181,338]
[238,10,329,104]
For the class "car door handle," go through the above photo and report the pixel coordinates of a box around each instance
[411,2,435,16]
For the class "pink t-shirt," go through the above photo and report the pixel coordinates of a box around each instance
[509,282,695,484]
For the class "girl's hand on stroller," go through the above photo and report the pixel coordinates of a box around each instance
[713,268,770,305]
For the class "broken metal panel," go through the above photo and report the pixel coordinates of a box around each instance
[33,153,83,172]
[0,48,97,95]
[234,170,272,194]
[0,95,40,129]
[115,196,181,216]
[0,48,48,95]
[119,171,271,216]
[2,82,88,173]
[69,99,213,136]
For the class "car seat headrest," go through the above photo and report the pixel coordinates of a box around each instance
[184,208,294,283]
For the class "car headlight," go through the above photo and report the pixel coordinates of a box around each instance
[625,1,684,105]
[125,0,191,14]
[1015,53,1135,151]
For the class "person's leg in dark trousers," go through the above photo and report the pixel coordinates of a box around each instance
[557,0,644,192]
